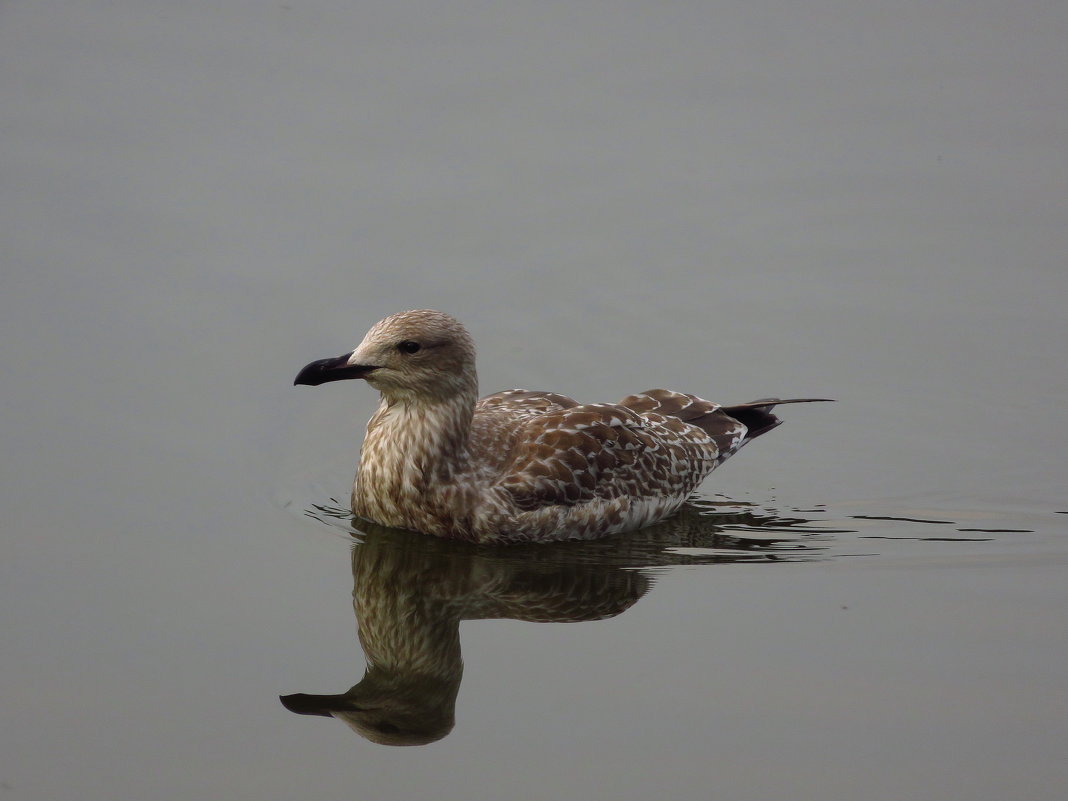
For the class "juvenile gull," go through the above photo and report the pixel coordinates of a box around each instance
[295,310,828,544]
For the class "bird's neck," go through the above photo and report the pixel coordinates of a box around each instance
[354,389,476,523]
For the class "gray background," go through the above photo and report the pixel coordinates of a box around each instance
[2,2,1066,800]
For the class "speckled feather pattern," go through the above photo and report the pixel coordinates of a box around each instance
[295,310,820,544]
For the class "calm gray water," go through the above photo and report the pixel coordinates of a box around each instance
[3,2,1066,800]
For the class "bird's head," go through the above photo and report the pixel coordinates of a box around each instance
[294,309,477,402]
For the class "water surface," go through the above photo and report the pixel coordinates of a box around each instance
[2,2,1066,800]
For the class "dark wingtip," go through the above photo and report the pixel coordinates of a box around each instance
[717,397,833,441]
[734,397,835,408]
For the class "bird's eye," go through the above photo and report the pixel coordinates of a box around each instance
[397,340,421,354]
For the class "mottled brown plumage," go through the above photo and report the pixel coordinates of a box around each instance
[294,310,828,543]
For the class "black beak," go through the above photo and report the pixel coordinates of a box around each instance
[293,353,377,386]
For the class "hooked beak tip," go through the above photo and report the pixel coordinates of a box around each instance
[294,353,376,386]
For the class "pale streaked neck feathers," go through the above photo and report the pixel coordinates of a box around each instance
[347,310,482,532]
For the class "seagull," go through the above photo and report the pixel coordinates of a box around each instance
[295,309,829,544]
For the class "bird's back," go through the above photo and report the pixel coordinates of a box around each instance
[462,389,730,535]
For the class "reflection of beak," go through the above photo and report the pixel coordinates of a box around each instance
[293,353,378,386]
[279,692,353,717]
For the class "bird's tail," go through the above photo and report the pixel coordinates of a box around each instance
[618,389,832,463]
[687,397,833,463]
[718,398,833,440]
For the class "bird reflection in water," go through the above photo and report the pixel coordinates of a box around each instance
[280,499,833,745]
